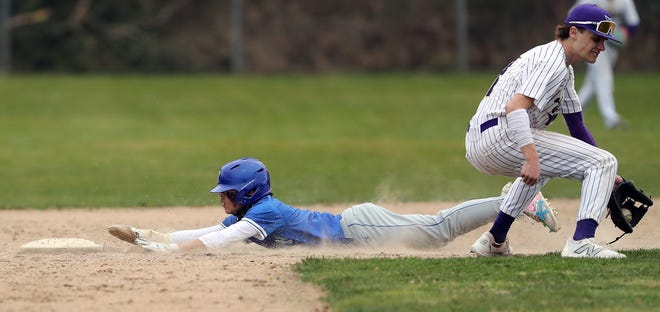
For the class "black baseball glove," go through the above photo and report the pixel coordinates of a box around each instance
[607,179,653,234]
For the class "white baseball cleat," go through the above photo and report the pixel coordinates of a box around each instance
[107,225,171,244]
[470,231,512,257]
[501,182,561,232]
[561,238,626,259]
[524,192,561,232]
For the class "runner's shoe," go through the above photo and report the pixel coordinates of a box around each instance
[500,182,561,232]
[524,192,561,232]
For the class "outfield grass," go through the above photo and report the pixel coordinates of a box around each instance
[295,249,660,312]
[0,74,658,208]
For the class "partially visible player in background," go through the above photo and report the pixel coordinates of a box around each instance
[107,157,559,253]
[575,0,640,129]
[465,4,626,259]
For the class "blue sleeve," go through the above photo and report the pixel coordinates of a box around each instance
[243,206,286,236]
[221,215,239,227]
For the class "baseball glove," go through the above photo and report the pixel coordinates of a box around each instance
[607,179,653,234]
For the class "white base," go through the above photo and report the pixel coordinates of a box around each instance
[19,238,104,253]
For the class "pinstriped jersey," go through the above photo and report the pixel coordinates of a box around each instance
[469,40,582,130]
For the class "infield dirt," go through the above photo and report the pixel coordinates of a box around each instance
[1,199,658,311]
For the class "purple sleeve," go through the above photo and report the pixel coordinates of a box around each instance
[563,112,597,146]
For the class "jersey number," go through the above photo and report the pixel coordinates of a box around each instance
[545,98,561,125]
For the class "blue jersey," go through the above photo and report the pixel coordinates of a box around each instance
[221,195,346,248]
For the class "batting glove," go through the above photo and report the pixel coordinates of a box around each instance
[136,237,180,253]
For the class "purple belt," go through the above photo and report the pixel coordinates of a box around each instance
[480,118,498,132]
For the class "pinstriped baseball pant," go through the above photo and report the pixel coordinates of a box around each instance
[465,125,617,223]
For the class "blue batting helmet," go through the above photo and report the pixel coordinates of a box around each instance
[210,157,272,207]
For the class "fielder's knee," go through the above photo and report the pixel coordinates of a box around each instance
[594,149,617,173]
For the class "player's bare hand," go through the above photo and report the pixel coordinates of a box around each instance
[614,175,624,186]
[520,160,540,185]
[520,144,540,185]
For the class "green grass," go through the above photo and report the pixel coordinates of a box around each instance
[0,73,658,208]
[295,249,660,312]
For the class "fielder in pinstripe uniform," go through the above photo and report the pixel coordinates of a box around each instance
[107,157,557,252]
[465,4,627,258]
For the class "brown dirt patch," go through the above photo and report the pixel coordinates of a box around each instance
[1,200,658,311]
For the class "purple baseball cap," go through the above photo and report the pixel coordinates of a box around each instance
[565,4,621,44]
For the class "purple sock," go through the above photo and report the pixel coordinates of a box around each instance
[573,219,598,241]
[489,211,515,244]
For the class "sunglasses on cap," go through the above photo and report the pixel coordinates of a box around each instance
[569,20,616,36]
